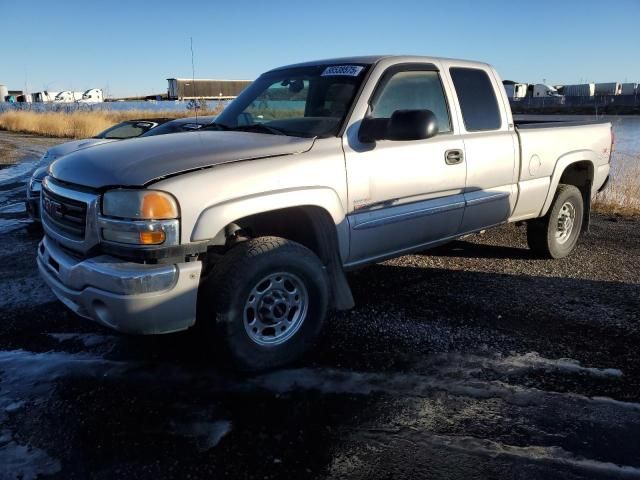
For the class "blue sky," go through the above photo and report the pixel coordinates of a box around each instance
[1,0,638,97]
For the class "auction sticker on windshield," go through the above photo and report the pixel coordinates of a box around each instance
[321,65,364,76]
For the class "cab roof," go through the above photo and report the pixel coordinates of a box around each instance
[267,55,490,72]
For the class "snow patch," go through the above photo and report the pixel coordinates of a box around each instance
[499,352,624,378]
[48,333,114,348]
[254,367,640,413]
[0,434,61,480]
[0,160,37,186]
[429,434,640,478]
[0,202,26,214]
[0,349,130,477]
[173,420,232,451]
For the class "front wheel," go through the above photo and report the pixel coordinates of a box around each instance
[527,184,584,259]
[204,236,330,372]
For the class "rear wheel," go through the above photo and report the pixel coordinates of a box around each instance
[203,236,329,372]
[527,184,584,259]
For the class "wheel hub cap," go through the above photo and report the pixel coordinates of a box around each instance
[556,201,576,245]
[244,272,308,346]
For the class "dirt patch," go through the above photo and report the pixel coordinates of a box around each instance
[0,131,63,165]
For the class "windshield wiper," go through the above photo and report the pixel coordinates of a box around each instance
[201,122,231,131]
[202,122,292,136]
[228,124,288,136]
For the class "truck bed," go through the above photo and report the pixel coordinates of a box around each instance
[508,117,612,222]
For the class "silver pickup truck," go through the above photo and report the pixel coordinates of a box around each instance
[38,55,613,370]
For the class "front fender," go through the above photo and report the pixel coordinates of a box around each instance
[191,186,346,244]
[540,150,596,216]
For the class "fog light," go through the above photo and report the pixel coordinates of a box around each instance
[139,231,166,245]
[102,229,165,245]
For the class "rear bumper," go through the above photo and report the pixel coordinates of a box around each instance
[37,236,202,334]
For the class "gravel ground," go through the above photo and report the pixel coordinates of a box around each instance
[0,132,639,479]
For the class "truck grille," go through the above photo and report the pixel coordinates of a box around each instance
[41,187,87,239]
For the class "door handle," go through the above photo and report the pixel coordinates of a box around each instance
[445,149,464,165]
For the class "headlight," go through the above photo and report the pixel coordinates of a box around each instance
[100,189,180,246]
[102,189,179,220]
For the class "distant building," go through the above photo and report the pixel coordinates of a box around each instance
[167,78,252,100]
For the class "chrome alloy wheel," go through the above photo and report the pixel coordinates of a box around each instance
[556,201,576,244]
[243,272,309,346]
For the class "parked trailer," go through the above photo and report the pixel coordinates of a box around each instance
[504,83,528,99]
[79,88,104,103]
[167,78,252,100]
[621,83,638,95]
[529,84,561,97]
[0,85,7,103]
[595,82,622,96]
[33,91,60,103]
[562,83,596,97]
[54,91,84,103]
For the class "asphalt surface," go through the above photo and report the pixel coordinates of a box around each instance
[0,131,639,479]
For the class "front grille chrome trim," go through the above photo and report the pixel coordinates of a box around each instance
[41,177,100,254]
[41,188,87,238]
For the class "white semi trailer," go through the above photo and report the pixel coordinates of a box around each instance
[54,91,85,103]
[79,88,104,103]
[33,91,60,103]
[504,83,528,99]
[594,82,622,96]
[531,84,561,97]
[562,84,596,97]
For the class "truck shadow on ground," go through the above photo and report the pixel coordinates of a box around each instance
[421,238,536,260]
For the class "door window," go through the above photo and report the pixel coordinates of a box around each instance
[370,70,451,133]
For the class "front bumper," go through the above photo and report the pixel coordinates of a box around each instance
[37,236,202,334]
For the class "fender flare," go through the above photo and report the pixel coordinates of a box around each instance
[190,186,348,253]
[540,150,596,217]
[191,187,354,310]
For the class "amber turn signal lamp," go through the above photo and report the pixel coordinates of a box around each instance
[139,231,166,245]
[141,192,178,219]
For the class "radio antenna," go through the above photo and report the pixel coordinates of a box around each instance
[190,37,198,123]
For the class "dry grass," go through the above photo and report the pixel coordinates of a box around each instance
[593,154,640,216]
[0,106,223,139]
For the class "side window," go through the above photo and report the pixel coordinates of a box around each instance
[449,67,502,131]
[370,70,451,133]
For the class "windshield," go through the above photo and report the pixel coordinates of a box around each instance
[212,64,370,138]
[95,121,155,139]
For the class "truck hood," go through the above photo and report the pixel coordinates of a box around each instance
[44,138,118,164]
[49,131,315,189]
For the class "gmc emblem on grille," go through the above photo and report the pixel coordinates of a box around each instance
[42,197,64,220]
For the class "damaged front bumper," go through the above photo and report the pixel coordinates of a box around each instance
[37,236,202,334]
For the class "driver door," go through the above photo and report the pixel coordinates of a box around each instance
[342,64,466,266]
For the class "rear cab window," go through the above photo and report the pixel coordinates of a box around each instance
[449,67,502,131]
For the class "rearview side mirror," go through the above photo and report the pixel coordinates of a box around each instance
[359,109,439,143]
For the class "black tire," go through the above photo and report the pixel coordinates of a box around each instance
[527,184,584,259]
[203,236,329,372]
